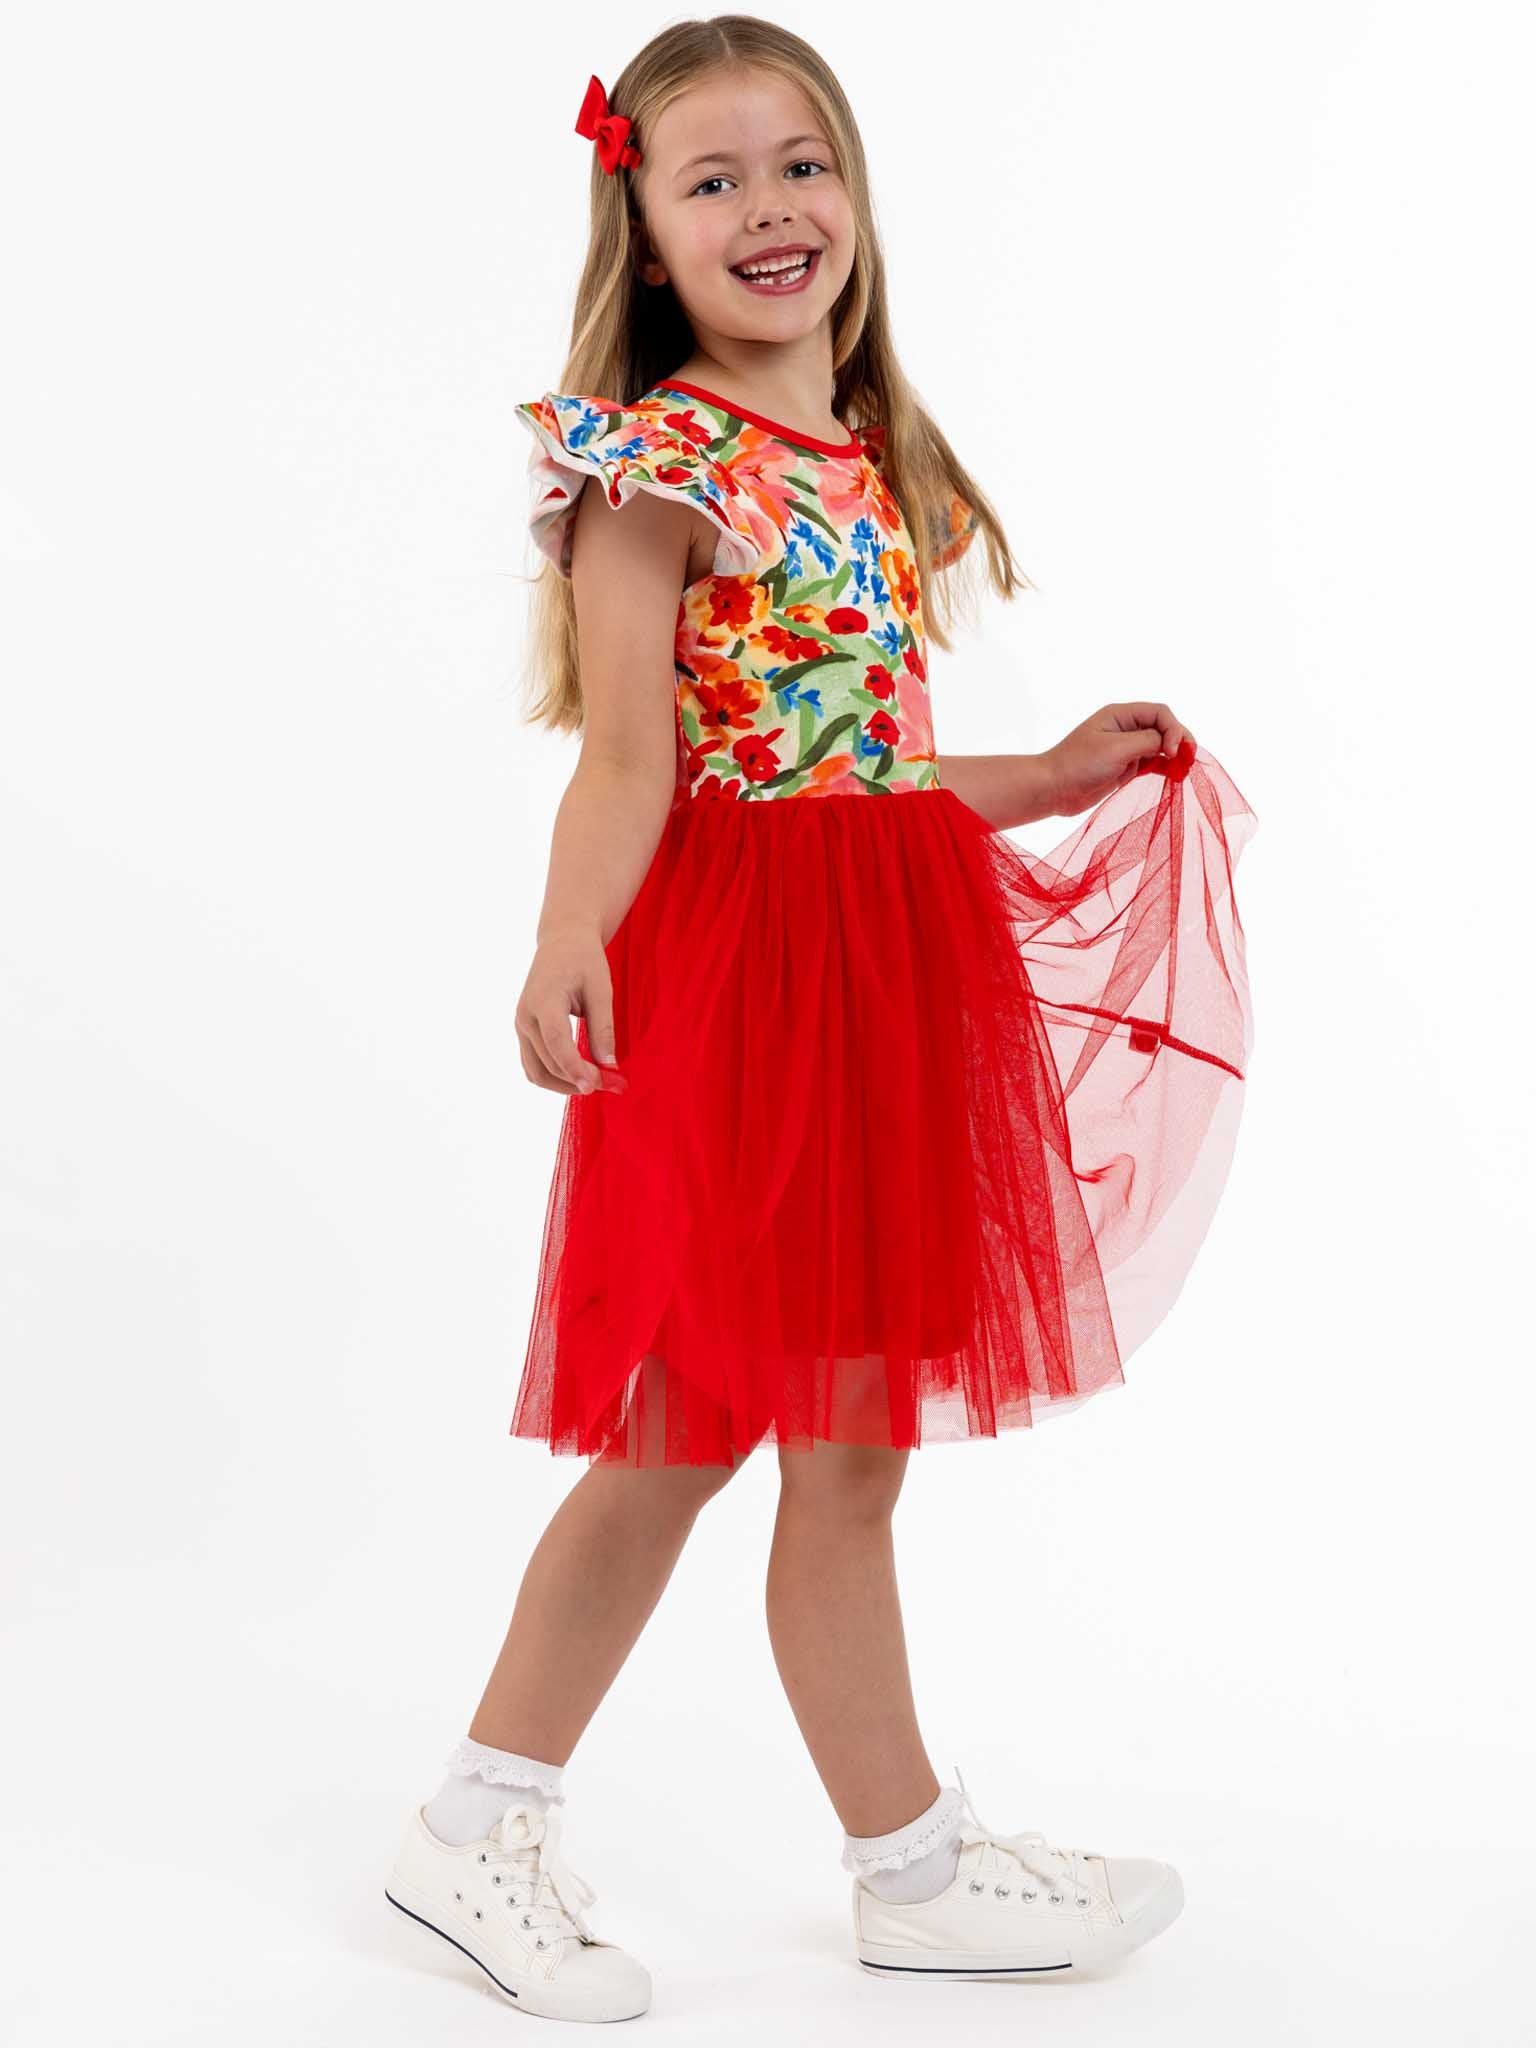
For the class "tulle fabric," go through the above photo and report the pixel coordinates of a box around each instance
[511,742,1256,1467]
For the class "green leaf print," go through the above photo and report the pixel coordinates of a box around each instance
[767,650,857,690]
[829,558,854,601]
[798,711,860,769]
[873,744,895,780]
[788,496,842,546]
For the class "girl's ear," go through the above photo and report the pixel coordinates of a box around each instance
[634,228,667,290]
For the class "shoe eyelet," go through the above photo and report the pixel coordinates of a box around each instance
[521,1914,532,1927]
[994,1884,1010,1898]
[477,1851,488,1863]
[490,1874,501,1886]
[1021,1889,1037,1901]
[967,1879,984,1894]
[535,1937,546,1950]
[1049,1891,1064,1904]
[453,1890,463,1902]
[473,1908,483,1919]
[1076,1895,1090,1907]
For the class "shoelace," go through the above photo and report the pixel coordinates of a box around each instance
[485,1802,599,1944]
[952,1762,1103,1905]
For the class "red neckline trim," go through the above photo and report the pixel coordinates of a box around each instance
[657,378,862,457]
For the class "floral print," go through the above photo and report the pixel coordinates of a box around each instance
[518,380,977,805]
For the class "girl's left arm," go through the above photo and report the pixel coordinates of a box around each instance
[936,752,1061,829]
[940,703,1196,827]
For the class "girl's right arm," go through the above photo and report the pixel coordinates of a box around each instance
[515,476,716,1098]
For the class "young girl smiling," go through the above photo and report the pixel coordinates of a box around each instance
[386,14,1256,2022]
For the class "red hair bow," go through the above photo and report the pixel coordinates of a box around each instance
[575,73,642,173]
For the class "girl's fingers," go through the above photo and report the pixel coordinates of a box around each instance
[534,1006,601,1093]
[518,1020,580,1094]
[583,982,619,1071]
[1111,701,1192,757]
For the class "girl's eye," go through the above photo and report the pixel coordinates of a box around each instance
[690,161,827,197]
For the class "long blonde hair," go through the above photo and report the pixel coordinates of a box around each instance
[518,14,1031,734]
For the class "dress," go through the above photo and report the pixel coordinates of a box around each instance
[509,376,1257,1467]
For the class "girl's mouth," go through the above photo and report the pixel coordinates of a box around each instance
[729,248,820,294]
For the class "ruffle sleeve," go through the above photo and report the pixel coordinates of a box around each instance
[856,421,979,573]
[516,391,784,582]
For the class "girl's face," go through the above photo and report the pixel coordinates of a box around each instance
[635,70,855,354]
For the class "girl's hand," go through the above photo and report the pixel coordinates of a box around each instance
[516,929,628,1097]
[1041,702,1196,817]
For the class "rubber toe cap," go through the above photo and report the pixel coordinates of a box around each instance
[1104,1856,1181,1923]
[566,1942,651,1999]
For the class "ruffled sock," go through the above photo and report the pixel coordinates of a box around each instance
[421,1735,567,1847]
[841,1782,967,1902]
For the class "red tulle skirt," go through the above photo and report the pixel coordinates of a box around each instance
[511,742,1257,1467]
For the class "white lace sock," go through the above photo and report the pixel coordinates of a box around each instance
[841,1783,967,1902]
[421,1735,567,1847]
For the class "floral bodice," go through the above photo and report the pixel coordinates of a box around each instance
[517,378,976,806]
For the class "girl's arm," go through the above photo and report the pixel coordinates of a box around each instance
[515,480,716,1098]
[937,753,1062,829]
[940,703,1196,829]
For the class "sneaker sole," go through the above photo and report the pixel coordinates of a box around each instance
[855,1866,1184,1980]
[384,1879,650,2022]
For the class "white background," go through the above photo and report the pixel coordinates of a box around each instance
[3,3,1532,2042]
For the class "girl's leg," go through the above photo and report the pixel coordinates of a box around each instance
[764,1443,941,1835]
[467,1456,744,1762]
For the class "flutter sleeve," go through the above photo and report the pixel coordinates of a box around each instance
[516,390,783,581]
[856,420,979,573]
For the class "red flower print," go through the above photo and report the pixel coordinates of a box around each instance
[734,728,787,782]
[760,623,827,661]
[824,606,868,634]
[705,579,759,631]
[693,676,760,733]
[902,643,927,685]
[661,406,717,451]
[695,772,742,800]
[865,708,901,748]
[882,550,922,622]
[864,663,896,701]
[858,463,903,541]
[684,736,724,782]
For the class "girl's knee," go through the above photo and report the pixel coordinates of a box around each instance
[776,1442,909,1518]
[582,1452,744,1521]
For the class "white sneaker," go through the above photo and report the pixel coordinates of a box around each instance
[385,1795,652,2021]
[853,1765,1184,1981]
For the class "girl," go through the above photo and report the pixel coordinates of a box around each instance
[386,15,1256,2023]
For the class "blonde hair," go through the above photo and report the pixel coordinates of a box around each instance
[518,13,1032,734]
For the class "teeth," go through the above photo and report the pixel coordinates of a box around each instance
[735,253,812,278]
